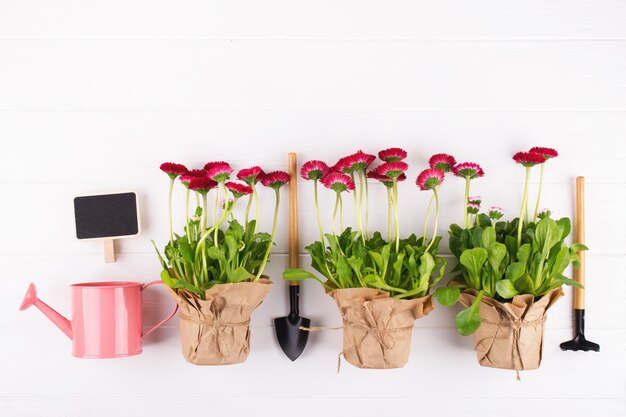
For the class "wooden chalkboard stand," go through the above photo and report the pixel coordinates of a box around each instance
[104,239,116,263]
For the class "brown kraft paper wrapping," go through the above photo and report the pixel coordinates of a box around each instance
[458,287,563,371]
[330,288,434,369]
[167,278,272,365]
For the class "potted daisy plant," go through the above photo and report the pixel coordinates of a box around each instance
[435,148,587,377]
[154,162,288,365]
[284,149,454,369]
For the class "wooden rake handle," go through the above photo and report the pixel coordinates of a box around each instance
[288,152,300,285]
[574,176,586,310]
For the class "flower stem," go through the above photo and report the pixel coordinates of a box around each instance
[202,192,208,232]
[358,171,365,243]
[463,178,470,229]
[195,200,238,259]
[393,179,400,252]
[425,189,440,253]
[253,185,260,234]
[167,177,175,246]
[350,172,364,242]
[244,192,253,227]
[314,181,333,277]
[185,188,191,244]
[339,193,344,230]
[518,166,531,247]
[364,171,370,240]
[332,191,340,236]
[423,193,434,246]
[386,187,393,242]
[533,163,545,222]
[256,189,280,281]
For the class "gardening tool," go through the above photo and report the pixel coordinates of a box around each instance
[20,281,177,358]
[560,176,600,352]
[274,152,310,361]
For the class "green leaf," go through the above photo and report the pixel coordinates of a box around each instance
[416,252,436,293]
[552,273,585,289]
[534,218,562,255]
[517,244,531,264]
[570,243,589,252]
[151,240,169,271]
[557,217,571,240]
[505,262,525,282]
[455,292,484,336]
[435,287,461,306]
[481,227,496,248]
[336,256,353,287]
[177,239,194,263]
[478,213,492,228]
[513,274,535,294]
[459,247,488,289]
[504,235,519,259]
[229,266,252,283]
[449,223,463,238]
[472,227,484,249]
[368,251,384,271]
[283,268,326,285]
[160,269,176,287]
[496,279,519,299]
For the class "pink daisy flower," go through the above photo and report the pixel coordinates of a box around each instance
[378,147,408,163]
[468,195,482,205]
[453,162,485,179]
[188,177,218,195]
[160,162,188,179]
[488,206,504,220]
[467,202,480,214]
[237,166,265,185]
[262,171,290,190]
[225,181,253,198]
[537,208,552,219]
[321,172,355,193]
[206,162,233,182]
[416,168,445,191]
[301,160,330,181]
[529,147,558,160]
[377,161,409,179]
[513,151,546,167]
[429,153,456,173]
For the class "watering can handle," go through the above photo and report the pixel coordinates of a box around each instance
[141,280,178,340]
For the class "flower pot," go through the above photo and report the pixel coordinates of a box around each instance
[458,287,563,372]
[167,278,272,365]
[329,288,434,369]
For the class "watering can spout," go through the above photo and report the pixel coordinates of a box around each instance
[20,283,73,339]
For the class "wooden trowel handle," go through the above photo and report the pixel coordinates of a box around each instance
[288,152,300,286]
[574,176,585,310]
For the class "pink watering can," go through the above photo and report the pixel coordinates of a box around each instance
[20,281,178,358]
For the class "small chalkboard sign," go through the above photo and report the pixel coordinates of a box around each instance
[74,192,140,263]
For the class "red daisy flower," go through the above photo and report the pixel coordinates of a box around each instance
[416,168,445,191]
[332,156,352,174]
[344,150,376,171]
[367,169,405,188]
[301,160,330,181]
[237,166,265,185]
[378,147,408,163]
[262,170,290,190]
[529,147,558,160]
[206,162,233,182]
[429,154,457,173]
[225,181,253,198]
[377,161,409,179]
[513,151,546,167]
[160,162,188,179]
[321,172,355,193]
[188,177,218,194]
[453,162,485,179]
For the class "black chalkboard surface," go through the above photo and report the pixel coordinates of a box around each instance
[74,192,140,239]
